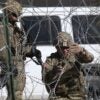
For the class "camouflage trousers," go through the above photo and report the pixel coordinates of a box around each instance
[6,56,26,100]
[48,94,86,100]
[48,96,85,100]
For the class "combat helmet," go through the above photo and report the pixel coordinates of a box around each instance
[5,0,22,16]
[54,32,73,47]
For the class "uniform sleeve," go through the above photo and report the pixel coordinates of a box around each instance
[43,57,54,72]
[76,48,94,63]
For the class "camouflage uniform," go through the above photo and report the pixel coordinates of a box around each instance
[8,25,26,100]
[43,32,94,100]
[0,1,26,100]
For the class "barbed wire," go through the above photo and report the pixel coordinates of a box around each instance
[0,0,100,100]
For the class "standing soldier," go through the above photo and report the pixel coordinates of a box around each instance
[43,32,94,100]
[1,0,26,100]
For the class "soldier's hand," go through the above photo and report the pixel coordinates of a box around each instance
[69,43,83,54]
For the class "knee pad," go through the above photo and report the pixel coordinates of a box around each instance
[15,91,23,100]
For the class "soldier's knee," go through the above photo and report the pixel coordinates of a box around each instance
[6,91,23,100]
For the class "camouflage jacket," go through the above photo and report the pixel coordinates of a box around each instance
[0,21,24,63]
[43,49,94,97]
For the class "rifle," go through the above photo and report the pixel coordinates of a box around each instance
[14,20,43,65]
[25,44,43,65]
